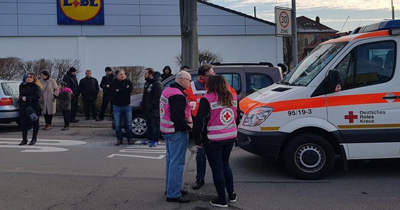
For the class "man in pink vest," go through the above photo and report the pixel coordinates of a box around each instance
[160,71,193,203]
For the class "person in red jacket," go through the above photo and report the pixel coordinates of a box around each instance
[184,64,236,190]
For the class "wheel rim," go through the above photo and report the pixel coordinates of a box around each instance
[294,143,326,173]
[132,117,147,135]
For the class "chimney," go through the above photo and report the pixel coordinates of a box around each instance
[316,16,320,24]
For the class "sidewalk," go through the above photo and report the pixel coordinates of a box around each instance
[39,115,112,128]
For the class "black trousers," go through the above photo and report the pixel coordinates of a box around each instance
[70,95,79,120]
[43,114,53,125]
[62,111,71,127]
[21,115,39,141]
[98,99,113,119]
[83,100,97,119]
[145,116,160,141]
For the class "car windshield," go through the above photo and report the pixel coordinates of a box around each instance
[1,82,20,96]
[283,42,347,86]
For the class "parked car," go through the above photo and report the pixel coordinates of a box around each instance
[0,80,21,126]
[129,63,285,138]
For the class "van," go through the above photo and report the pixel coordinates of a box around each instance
[237,20,400,180]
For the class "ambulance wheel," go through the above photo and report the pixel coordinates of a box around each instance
[283,134,335,180]
[131,114,147,138]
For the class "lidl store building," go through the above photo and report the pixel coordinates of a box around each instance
[0,0,283,79]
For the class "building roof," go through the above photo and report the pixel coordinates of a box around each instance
[297,16,338,33]
[198,0,275,26]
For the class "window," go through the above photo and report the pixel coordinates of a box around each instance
[334,41,395,90]
[246,74,274,94]
[220,73,241,93]
[305,38,309,46]
[1,82,19,96]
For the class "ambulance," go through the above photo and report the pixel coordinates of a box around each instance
[237,20,400,180]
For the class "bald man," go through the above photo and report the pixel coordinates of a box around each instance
[160,71,192,203]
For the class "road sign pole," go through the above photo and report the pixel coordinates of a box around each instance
[292,0,298,67]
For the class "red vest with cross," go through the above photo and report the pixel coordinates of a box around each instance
[160,87,193,134]
[203,92,238,141]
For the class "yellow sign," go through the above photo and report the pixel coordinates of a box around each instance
[60,0,102,22]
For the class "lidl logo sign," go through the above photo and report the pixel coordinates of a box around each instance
[57,0,104,25]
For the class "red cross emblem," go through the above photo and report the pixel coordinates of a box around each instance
[220,108,234,125]
[345,111,358,123]
[223,112,231,121]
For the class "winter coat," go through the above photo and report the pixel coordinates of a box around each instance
[100,73,115,101]
[58,88,72,111]
[79,77,99,101]
[40,78,59,115]
[110,79,133,106]
[62,73,79,96]
[19,82,42,117]
[161,72,173,82]
[142,72,163,117]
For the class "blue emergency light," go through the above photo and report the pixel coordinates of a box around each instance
[352,19,400,34]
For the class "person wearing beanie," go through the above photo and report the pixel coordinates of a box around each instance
[161,66,173,82]
[62,67,80,123]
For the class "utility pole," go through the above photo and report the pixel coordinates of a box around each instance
[291,0,298,67]
[254,6,256,17]
[392,0,395,20]
[179,0,199,69]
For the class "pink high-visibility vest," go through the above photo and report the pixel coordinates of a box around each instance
[160,87,193,134]
[203,92,237,141]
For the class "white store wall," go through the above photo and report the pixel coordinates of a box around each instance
[0,35,282,80]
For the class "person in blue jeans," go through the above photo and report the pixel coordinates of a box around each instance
[110,70,134,146]
[161,71,192,203]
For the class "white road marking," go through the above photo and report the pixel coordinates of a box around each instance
[107,154,165,159]
[120,149,166,154]
[0,138,87,153]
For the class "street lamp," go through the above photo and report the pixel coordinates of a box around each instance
[392,0,395,20]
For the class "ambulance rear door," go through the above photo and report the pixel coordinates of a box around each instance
[326,38,400,160]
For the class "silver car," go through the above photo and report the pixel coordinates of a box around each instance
[0,80,21,126]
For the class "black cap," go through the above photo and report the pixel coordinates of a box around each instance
[69,67,77,73]
[105,67,112,72]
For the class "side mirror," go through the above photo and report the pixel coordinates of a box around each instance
[327,69,342,93]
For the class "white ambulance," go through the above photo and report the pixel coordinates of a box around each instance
[237,20,400,180]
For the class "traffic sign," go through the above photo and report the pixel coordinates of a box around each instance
[275,7,292,37]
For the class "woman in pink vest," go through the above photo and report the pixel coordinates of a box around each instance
[194,74,238,208]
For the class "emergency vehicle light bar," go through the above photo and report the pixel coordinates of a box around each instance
[353,19,400,34]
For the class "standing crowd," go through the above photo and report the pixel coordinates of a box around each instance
[17,64,238,208]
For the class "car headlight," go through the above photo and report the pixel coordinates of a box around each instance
[243,107,273,126]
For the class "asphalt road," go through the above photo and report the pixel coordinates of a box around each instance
[0,116,400,210]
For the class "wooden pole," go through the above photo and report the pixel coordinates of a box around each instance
[180,0,199,69]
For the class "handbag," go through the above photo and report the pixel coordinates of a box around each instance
[26,97,39,122]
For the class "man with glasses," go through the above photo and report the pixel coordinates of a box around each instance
[185,64,236,190]
[161,71,193,203]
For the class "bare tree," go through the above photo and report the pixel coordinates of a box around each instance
[0,57,22,80]
[283,35,305,71]
[53,59,80,83]
[176,49,223,66]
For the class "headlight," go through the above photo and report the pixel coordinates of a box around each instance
[243,107,273,126]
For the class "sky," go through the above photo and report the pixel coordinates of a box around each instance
[211,0,398,32]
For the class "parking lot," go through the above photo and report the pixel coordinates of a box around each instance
[0,116,399,210]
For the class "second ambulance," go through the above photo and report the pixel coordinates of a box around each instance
[238,20,400,180]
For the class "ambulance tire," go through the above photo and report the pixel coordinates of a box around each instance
[283,134,335,180]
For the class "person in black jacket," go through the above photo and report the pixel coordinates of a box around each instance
[110,70,134,146]
[161,65,173,82]
[19,73,42,146]
[62,67,80,123]
[141,68,163,147]
[97,67,115,121]
[79,70,99,120]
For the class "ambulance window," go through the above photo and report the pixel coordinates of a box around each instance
[221,73,241,93]
[335,41,395,90]
[246,74,274,94]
